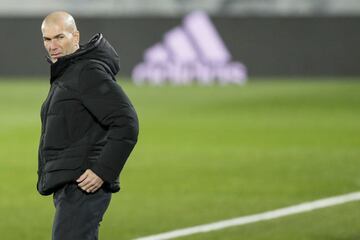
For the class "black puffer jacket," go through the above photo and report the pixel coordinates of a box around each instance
[37,33,139,196]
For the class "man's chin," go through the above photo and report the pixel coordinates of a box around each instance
[51,54,63,63]
[51,56,60,63]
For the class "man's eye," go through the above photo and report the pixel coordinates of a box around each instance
[59,36,64,39]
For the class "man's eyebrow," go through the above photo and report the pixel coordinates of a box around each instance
[43,34,64,40]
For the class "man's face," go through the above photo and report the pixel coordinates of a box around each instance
[42,24,79,63]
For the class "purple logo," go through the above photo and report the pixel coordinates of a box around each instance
[132,11,247,85]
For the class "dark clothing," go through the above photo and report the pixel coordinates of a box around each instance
[52,183,111,240]
[37,33,139,195]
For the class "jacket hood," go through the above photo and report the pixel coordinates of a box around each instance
[49,33,120,82]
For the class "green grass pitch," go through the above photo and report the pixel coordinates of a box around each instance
[0,78,359,240]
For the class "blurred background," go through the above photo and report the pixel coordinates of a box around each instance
[1,0,360,78]
[0,1,360,240]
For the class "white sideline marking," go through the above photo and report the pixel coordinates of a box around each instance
[134,191,360,240]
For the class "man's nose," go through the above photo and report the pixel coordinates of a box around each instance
[49,40,58,51]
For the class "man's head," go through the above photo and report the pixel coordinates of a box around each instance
[41,11,80,63]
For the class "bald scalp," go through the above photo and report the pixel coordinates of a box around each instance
[41,11,78,33]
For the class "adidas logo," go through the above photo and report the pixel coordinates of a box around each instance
[132,11,247,85]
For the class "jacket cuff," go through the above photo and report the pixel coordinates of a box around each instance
[91,163,117,183]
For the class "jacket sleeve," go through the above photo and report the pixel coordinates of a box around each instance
[79,62,139,182]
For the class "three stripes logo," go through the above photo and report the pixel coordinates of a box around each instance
[132,11,247,85]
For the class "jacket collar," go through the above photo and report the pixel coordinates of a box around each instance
[48,34,103,84]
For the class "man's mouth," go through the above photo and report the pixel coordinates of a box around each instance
[51,53,62,58]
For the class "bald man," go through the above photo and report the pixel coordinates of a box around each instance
[37,12,139,240]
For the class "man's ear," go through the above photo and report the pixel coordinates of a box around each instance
[74,30,80,47]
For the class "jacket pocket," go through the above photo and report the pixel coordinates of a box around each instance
[45,158,83,172]
[43,114,69,150]
[38,158,84,196]
[44,144,88,172]
[37,145,88,196]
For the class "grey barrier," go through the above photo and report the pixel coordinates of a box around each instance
[0,16,359,78]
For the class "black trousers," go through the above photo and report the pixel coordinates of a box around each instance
[52,183,112,240]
